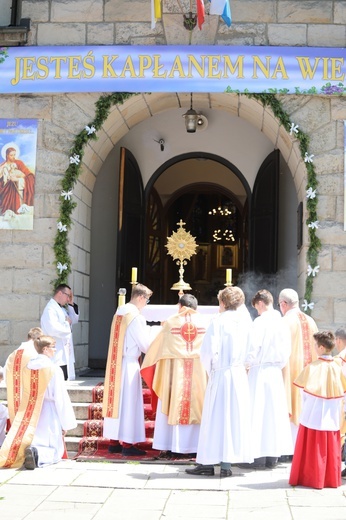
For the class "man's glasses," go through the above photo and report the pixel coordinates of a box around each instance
[46,346,56,349]
[62,291,71,297]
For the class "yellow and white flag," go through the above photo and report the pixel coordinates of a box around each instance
[151,0,162,29]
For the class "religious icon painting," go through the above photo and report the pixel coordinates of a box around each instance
[0,119,38,230]
[217,245,238,269]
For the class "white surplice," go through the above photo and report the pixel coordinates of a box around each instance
[103,303,160,444]
[196,309,253,465]
[27,354,77,467]
[246,308,293,458]
[41,298,72,368]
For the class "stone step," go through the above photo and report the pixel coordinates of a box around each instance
[1,378,154,457]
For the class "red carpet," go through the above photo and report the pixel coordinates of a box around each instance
[74,382,196,464]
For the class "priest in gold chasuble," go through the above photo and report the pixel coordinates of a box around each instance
[141,294,207,455]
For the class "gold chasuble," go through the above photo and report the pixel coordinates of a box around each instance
[141,307,207,425]
[5,349,35,424]
[283,310,318,426]
[102,310,138,419]
[0,365,54,468]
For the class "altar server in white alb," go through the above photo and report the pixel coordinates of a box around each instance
[245,289,293,469]
[103,284,160,457]
[0,336,77,470]
[186,286,253,478]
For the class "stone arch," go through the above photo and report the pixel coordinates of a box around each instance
[75,91,307,283]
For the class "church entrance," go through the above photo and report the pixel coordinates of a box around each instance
[144,157,249,306]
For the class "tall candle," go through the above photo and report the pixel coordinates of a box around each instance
[226,268,232,284]
[131,267,137,283]
[118,288,126,307]
[118,294,126,306]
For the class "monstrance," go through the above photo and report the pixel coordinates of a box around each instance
[165,219,197,297]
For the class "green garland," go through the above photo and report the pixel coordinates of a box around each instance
[53,92,321,313]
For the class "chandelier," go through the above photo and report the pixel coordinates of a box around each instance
[208,202,237,243]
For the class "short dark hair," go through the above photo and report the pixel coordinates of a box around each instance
[313,331,335,351]
[251,289,273,307]
[179,294,198,310]
[54,283,71,295]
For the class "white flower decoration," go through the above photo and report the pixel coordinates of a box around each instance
[69,153,80,165]
[308,221,319,229]
[57,221,67,232]
[61,190,73,200]
[306,187,317,199]
[307,264,320,277]
[304,152,314,163]
[289,123,299,135]
[57,262,68,274]
[85,125,96,135]
[302,299,315,311]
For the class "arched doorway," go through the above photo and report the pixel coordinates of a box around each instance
[144,154,250,305]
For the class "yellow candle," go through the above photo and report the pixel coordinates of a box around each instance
[118,294,125,306]
[226,268,232,284]
[131,267,137,283]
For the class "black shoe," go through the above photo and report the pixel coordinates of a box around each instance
[265,458,278,469]
[278,455,293,463]
[24,446,38,470]
[108,444,122,454]
[185,464,214,476]
[237,462,266,470]
[122,446,147,456]
[265,462,278,469]
[220,468,232,478]
[342,467,346,478]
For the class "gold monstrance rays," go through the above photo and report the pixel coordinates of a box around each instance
[166,219,197,296]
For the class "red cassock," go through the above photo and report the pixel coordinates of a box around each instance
[289,425,341,489]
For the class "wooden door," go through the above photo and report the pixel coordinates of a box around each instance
[116,147,144,297]
[250,150,280,273]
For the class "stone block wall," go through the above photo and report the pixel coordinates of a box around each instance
[17,0,346,47]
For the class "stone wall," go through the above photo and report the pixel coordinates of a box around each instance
[0,92,99,368]
[17,0,346,47]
